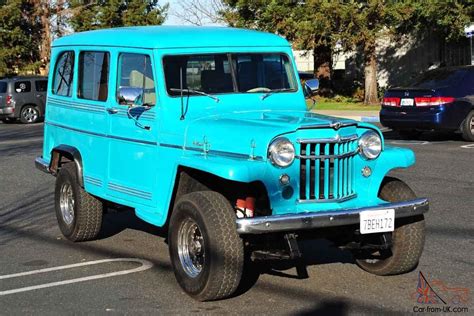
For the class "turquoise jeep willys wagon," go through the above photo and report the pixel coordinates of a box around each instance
[36,26,428,301]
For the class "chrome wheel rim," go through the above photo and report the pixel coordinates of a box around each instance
[177,218,205,278]
[59,183,75,225]
[22,107,38,123]
[470,116,474,134]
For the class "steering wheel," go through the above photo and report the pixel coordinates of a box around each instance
[246,87,271,93]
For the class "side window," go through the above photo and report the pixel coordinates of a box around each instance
[14,81,31,93]
[52,51,74,97]
[117,53,156,106]
[78,51,110,101]
[35,80,47,92]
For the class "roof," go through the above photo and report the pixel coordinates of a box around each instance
[52,26,290,49]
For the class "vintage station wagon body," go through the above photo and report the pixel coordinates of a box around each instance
[36,26,428,301]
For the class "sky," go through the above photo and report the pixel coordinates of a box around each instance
[162,0,224,26]
[163,0,182,26]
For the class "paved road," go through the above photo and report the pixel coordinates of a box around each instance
[0,122,472,315]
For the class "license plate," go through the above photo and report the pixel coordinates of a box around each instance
[400,98,414,106]
[360,209,395,234]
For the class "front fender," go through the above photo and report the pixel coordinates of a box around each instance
[366,145,415,200]
[178,154,269,183]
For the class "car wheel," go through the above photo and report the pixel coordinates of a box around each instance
[397,130,421,140]
[19,105,40,124]
[55,163,103,241]
[168,191,244,301]
[461,110,474,142]
[355,177,425,276]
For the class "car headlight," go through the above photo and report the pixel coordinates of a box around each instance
[268,137,295,167]
[358,131,382,159]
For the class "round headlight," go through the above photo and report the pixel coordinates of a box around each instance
[268,137,295,167]
[358,131,382,159]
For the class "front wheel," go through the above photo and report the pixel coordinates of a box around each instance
[355,177,425,275]
[168,191,244,301]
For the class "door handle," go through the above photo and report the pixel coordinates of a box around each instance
[107,108,119,114]
[36,94,42,98]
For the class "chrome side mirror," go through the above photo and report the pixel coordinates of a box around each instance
[117,87,144,106]
[304,79,319,98]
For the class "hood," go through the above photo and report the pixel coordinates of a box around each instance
[183,110,358,159]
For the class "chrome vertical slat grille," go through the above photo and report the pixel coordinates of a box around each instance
[298,136,358,203]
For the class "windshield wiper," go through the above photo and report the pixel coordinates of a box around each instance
[261,88,295,100]
[170,88,220,103]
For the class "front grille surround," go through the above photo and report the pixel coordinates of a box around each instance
[298,135,358,203]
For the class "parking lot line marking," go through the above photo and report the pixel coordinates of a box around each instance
[460,144,474,148]
[0,258,153,296]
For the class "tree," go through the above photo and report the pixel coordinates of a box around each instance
[0,0,42,75]
[222,0,344,90]
[172,0,226,26]
[69,0,168,32]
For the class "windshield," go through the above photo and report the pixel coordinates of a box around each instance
[411,68,468,89]
[163,53,297,96]
[0,81,7,93]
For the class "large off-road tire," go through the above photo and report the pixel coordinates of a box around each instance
[54,163,103,241]
[355,177,425,276]
[461,110,474,142]
[168,191,244,301]
[19,105,40,124]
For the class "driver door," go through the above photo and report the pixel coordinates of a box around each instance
[106,50,159,206]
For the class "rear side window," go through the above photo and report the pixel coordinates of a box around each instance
[14,81,31,93]
[52,51,75,97]
[78,51,110,101]
[35,80,47,92]
[0,82,7,93]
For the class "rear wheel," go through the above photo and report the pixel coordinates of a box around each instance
[461,110,474,142]
[355,177,425,275]
[168,191,244,301]
[20,105,40,124]
[54,163,103,241]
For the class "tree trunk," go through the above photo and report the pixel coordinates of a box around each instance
[364,50,378,105]
[313,39,332,96]
[40,3,51,74]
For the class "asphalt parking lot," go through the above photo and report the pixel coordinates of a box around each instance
[0,121,472,315]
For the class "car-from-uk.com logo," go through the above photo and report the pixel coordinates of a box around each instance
[412,271,470,313]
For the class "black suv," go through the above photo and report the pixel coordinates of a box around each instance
[0,76,47,124]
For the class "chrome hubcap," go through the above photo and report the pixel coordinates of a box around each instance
[177,218,205,278]
[470,116,474,134]
[22,107,38,123]
[59,183,75,225]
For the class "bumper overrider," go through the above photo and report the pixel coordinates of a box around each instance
[236,198,428,234]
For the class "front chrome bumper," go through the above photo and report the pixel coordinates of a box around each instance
[236,198,429,234]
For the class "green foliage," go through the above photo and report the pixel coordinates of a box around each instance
[0,0,42,75]
[69,0,168,32]
[0,0,168,75]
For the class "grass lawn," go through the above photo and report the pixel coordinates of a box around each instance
[306,100,381,111]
